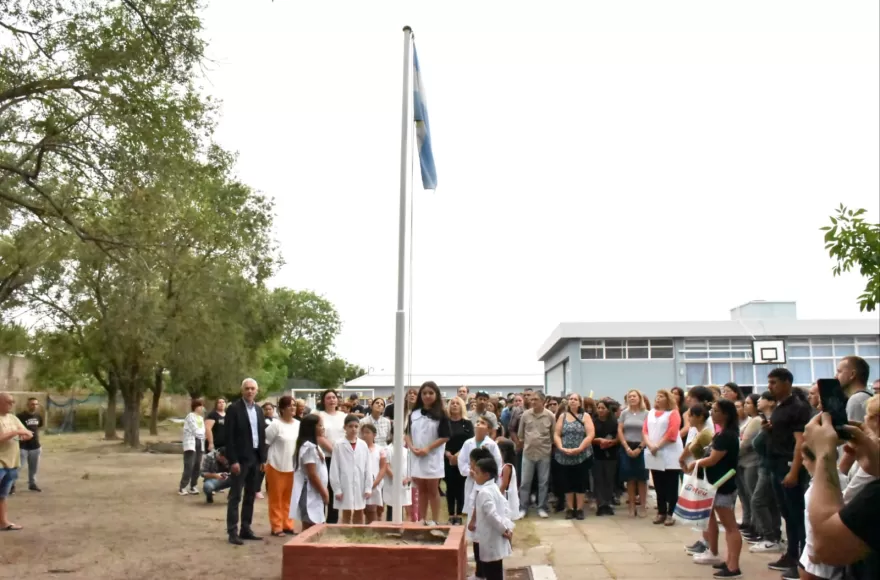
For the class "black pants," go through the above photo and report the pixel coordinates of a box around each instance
[651,469,681,516]
[325,456,338,524]
[593,459,618,508]
[474,543,503,580]
[227,456,260,535]
[769,460,808,562]
[444,460,466,516]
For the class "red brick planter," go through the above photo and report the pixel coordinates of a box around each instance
[282,524,466,580]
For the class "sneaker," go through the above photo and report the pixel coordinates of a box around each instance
[713,562,728,570]
[537,509,549,519]
[713,568,742,579]
[187,486,199,495]
[742,532,762,543]
[256,492,265,499]
[693,552,722,565]
[750,540,783,553]
[425,520,437,526]
[565,509,575,520]
[28,484,42,492]
[518,509,528,519]
[768,555,797,571]
[178,488,188,496]
[781,567,799,580]
[685,540,708,555]
[575,509,585,521]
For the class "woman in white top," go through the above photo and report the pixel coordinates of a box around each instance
[643,389,684,525]
[359,398,391,447]
[290,414,329,530]
[179,398,206,495]
[405,381,451,525]
[314,389,346,524]
[265,396,300,536]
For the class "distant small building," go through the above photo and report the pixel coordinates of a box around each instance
[0,354,33,392]
[343,374,544,400]
[538,300,879,403]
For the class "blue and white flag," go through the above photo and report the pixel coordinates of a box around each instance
[413,45,437,190]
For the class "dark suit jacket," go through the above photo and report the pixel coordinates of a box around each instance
[224,398,268,466]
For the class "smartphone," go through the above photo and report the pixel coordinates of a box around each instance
[816,378,851,440]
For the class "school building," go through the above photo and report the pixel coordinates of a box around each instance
[538,301,880,403]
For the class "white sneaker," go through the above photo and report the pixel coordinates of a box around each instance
[187,486,199,495]
[537,509,549,519]
[425,520,437,526]
[693,551,722,565]
[749,540,783,553]
[178,489,188,496]
[518,509,528,519]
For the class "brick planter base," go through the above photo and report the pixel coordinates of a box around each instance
[282,523,466,580]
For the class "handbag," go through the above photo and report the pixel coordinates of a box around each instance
[672,467,716,530]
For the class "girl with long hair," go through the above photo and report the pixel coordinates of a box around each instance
[290,414,329,531]
[315,389,345,523]
[405,381,451,525]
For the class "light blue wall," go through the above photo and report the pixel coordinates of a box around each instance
[543,340,581,395]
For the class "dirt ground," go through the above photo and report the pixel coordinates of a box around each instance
[1,429,538,580]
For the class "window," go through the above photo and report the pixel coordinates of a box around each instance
[710,362,732,385]
[579,339,676,360]
[686,363,709,386]
[784,336,878,385]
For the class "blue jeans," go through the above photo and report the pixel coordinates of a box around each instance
[0,467,18,499]
[519,455,551,512]
[751,465,781,542]
[19,448,41,486]
[203,477,232,496]
[769,459,809,561]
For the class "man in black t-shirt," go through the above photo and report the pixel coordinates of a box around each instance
[16,397,44,492]
[348,394,367,418]
[765,368,812,577]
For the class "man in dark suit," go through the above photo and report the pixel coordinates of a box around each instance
[224,378,267,545]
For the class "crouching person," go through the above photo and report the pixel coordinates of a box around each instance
[202,447,232,504]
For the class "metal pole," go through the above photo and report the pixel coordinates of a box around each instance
[391,25,413,525]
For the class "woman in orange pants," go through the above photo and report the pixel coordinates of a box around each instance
[265,396,301,535]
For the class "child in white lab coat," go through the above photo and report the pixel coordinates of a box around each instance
[329,414,373,524]
[458,417,503,516]
[383,426,413,521]
[361,423,387,524]
[468,458,514,580]
[463,446,495,579]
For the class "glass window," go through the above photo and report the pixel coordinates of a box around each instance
[733,363,753,385]
[711,363,732,385]
[651,346,674,359]
[789,345,810,358]
[709,351,731,359]
[581,339,602,347]
[628,339,649,347]
[683,351,708,360]
[685,339,707,348]
[580,348,601,360]
[812,358,835,380]
[686,363,709,386]
[789,359,812,386]
[731,351,752,360]
[651,339,674,347]
[865,357,880,386]
[834,337,856,345]
[857,344,880,357]
[605,347,625,359]
[627,347,649,359]
[605,339,624,348]
[731,339,752,348]
[709,339,730,347]
[811,338,833,345]
[834,343,856,357]
[812,345,833,357]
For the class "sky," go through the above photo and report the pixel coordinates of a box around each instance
[199,0,880,376]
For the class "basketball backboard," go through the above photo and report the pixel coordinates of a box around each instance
[752,339,786,364]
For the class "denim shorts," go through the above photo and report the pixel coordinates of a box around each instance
[714,491,737,509]
[0,467,18,499]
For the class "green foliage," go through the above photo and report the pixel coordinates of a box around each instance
[821,205,880,312]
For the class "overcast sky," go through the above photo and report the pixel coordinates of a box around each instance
[200,1,879,375]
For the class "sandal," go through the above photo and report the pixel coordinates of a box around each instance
[1,524,22,531]
[282,529,296,535]
[272,531,286,537]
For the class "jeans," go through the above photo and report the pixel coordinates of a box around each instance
[227,458,261,535]
[651,469,681,516]
[179,448,203,491]
[751,465,782,542]
[519,455,551,512]
[203,477,232,496]
[769,459,809,561]
[0,467,17,499]
[736,464,759,529]
[19,448,41,486]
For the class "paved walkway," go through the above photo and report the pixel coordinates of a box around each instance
[523,515,784,580]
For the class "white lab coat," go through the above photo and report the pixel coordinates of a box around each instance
[644,410,684,471]
[329,437,373,511]
[457,437,503,515]
[473,482,515,563]
[383,446,412,507]
[365,444,385,506]
[290,441,328,525]
[501,463,521,521]
[409,410,447,479]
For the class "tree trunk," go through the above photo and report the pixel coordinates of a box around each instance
[149,367,164,436]
[121,387,142,448]
[104,388,118,440]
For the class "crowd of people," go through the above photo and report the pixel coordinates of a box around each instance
[1,354,878,580]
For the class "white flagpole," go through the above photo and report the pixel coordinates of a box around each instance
[391,25,414,526]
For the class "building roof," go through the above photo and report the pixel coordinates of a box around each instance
[538,318,880,361]
[345,373,544,389]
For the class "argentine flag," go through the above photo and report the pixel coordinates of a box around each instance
[413,45,437,190]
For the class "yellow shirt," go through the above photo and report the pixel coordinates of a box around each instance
[0,413,26,468]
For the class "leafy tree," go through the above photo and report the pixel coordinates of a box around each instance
[273,289,342,380]
[822,205,880,312]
